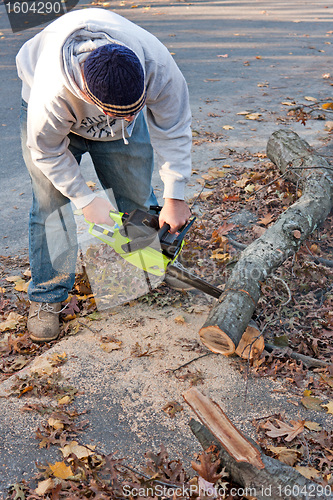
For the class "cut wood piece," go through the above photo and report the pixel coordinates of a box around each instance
[199,129,333,357]
[183,387,264,469]
[235,321,264,359]
[184,388,329,500]
[200,319,264,359]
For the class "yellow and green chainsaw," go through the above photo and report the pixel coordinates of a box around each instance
[87,206,221,298]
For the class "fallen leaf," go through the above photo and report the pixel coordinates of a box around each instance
[49,461,73,479]
[235,176,249,188]
[304,421,322,431]
[207,167,226,178]
[217,54,228,58]
[175,315,186,324]
[191,450,227,483]
[322,401,333,414]
[301,395,326,412]
[48,417,64,430]
[244,183,256,193]
[60,440,94,459]
[58,395,72,405]
[14,278,30,293]
[325,121,333,131]
[281,101,295,106]
[304,96,317,102]
[210,252,230,261]
[5,275,21,282]
[216,222,236,236]
[35,478,55,496]
[0,312,24,332]
[262,419,304,442]
[295,466,320,480]
[245,113,262,120]
[252,225,266,238]
[322,102,333,110]
[320,375,333,388]
[101,341,122,352]
[162,400,183,417]
[258,213,274,226]
[204,79,221,82]
[222,125,234,130]
[267,445,300,466]
[0,287,5,294]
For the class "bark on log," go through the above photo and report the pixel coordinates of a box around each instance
[183,388,331,500]
[199,129,333,356]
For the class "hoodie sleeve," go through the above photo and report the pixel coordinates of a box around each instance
[144,47,192,200]
[26,89,96,209]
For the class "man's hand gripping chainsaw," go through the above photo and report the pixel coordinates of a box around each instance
[86,207,221,298]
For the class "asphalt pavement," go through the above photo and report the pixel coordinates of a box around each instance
[0,0,333,495]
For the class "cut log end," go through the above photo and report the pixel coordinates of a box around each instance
[199,325,236,355]
[235,323,265,360]
[199,322,264,359]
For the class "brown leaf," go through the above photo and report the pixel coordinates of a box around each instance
[322,401,333,414]
[301,395,326,412]
[295,466,320,480]
[174,315,186,324]
[258,213,274,226]
[216,222,236,236]
[261,419,304,442]
[191,451,225,483]
[266,445,301,466]
[162,400,183,418]
[35,478,55,496]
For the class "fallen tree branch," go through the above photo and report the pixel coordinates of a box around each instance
[265,344,330,369]
[183,388,330,500]
[199,129,333,356]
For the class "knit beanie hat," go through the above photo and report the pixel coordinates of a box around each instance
[84,44,146,117]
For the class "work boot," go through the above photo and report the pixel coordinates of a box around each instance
[27,301,62,342]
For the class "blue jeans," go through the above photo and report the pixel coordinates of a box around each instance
[20,100,157,303]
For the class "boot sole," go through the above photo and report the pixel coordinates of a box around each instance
[30,333,59,343]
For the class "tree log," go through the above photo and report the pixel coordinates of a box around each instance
[183,388,331,500]
[199,129,333,356]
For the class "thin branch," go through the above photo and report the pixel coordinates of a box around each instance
[271,276,292,306]
[227,236,247,250]
[170,352,213,373]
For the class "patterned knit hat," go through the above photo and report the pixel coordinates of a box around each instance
[84,44,146,117]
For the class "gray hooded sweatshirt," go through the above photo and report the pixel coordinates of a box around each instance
[16,8,192,209]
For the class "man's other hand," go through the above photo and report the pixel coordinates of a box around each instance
[159,198,191,234]
[82,197,115,225]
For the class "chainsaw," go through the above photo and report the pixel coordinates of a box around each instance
[86,206,221,299]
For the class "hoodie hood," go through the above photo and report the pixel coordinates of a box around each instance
[62,30,137,142]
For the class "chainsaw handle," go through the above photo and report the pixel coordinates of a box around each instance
[158,223,171,239]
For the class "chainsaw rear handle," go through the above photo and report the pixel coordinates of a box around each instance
[158,223,171,239]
